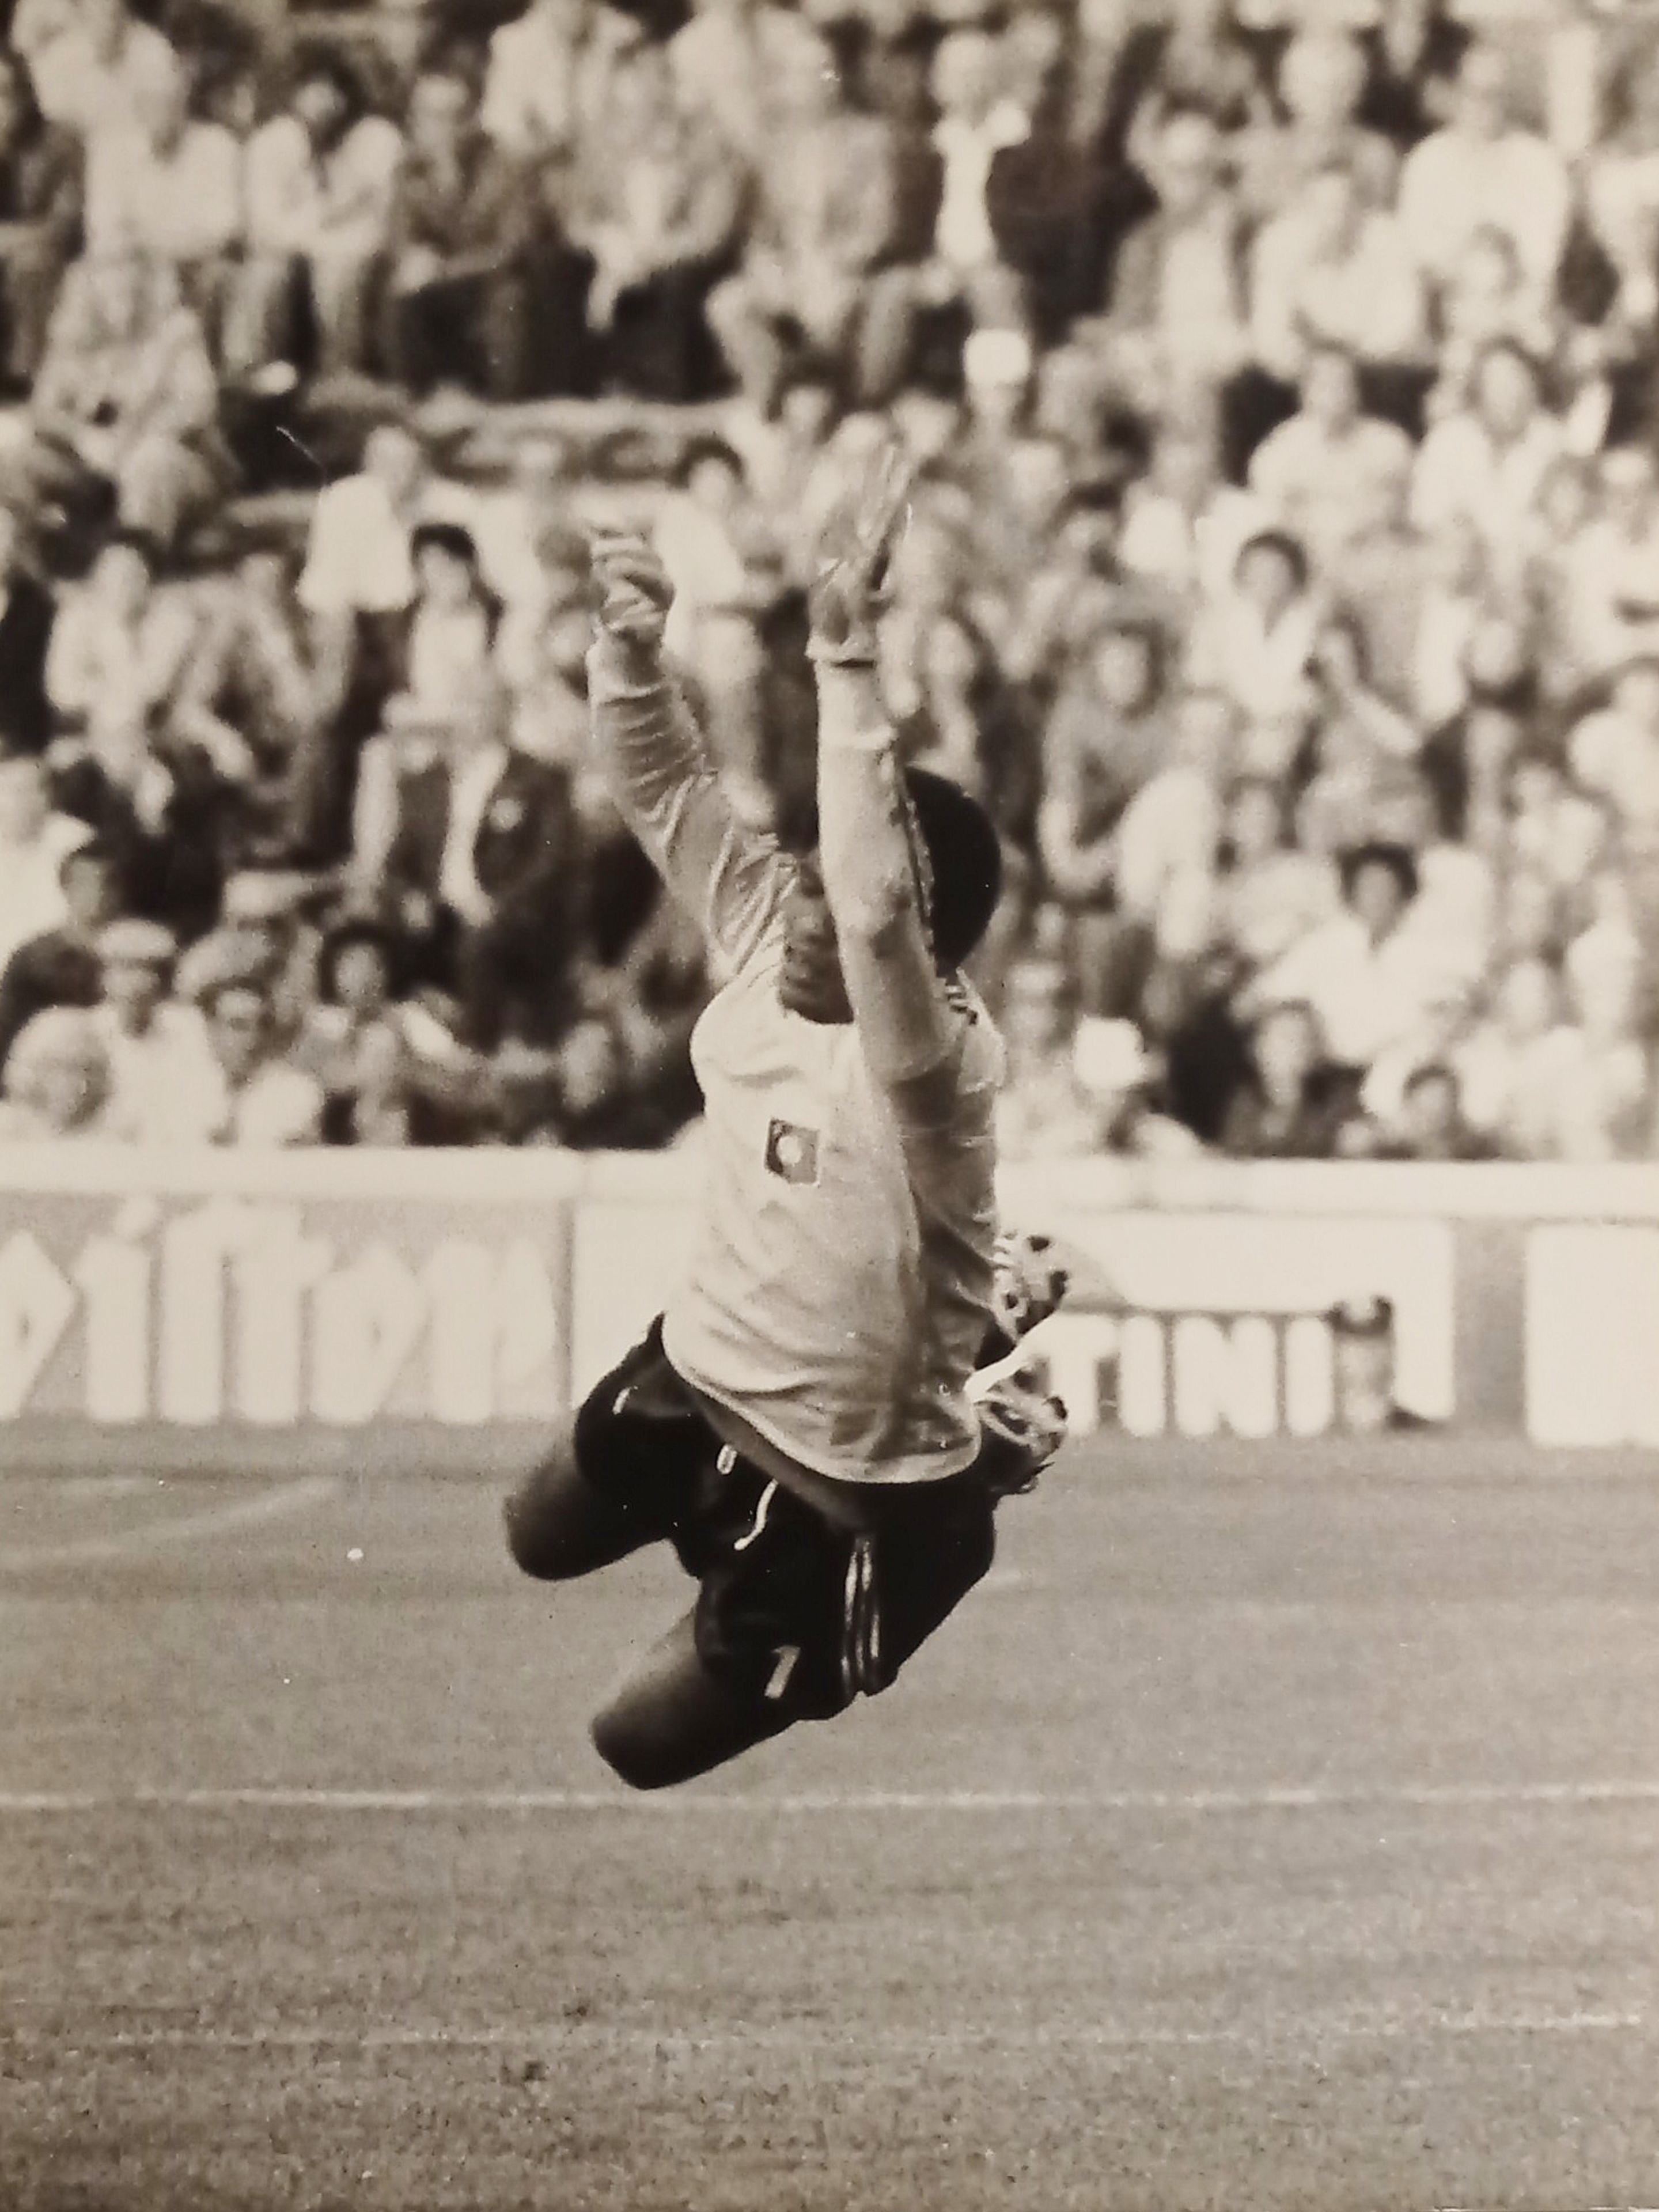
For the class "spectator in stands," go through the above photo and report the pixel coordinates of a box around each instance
[46,527,204,792]
[668,0,819,173]
[1582,45,1659,377]
[1221,998,1342,1157]
[292,915,419,1145]
[1072,1014,1203,1157]
[1193,529,1320,780]
[1001,479,1124,701]
[0,52,81,393]
[92,916,220,1141]
[1369,1058,1491,1160]
[1037,613,1172,1009]
[1410,339,1565,594]
[654,436,777,817]
[396,522,498,727]
[994,943,1105,1160]
[296,422,471,851]
[570,38,745,404]
[1099,104,1251,427]
[1245,30,1396,219]
[1427,225,1556,427]
[230,48,403,381]
[0,752,87,972]
[1210,772,1338,979]
[0,835,120,1071]
[1456,953,1577,1160]
[15,0,178,145]
[1117,403,1266,615]
[0,503,58,756]
[1559,446,1659,685]
[196,965,324,1146]
[705,23,916,410]
[21,248,226,551]
[482,0,639,172]
[0,1002,111,1135]
[1550,951,1651,1161]
[1241,840,1461,1092]
[1570,654,1659,850]
[83,43,238,320]
[1297,612,1424,855]
[1354,0,1468,151]
[1104,680,1228,1010]
[1328,443,1433,718]
[1395,42,1571,317]
[1508,748,1609,913]
[353,668,581,1051]
[1247,343,1416,571]
[920,27,1030,336]
[384,62,539,402]
[176,545,322,855]
[1248,157,1425,398]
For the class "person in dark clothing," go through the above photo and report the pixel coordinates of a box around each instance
[0,502,56,756]
[1220,997,1348,1157]
[384,62,541,399]
[0,50,81,391]
[0,838,121,1077]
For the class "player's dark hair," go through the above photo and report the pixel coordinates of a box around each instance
[899,768,1003,972]
[788,767,1002,972]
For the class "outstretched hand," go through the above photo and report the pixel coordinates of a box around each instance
[588,527,674,653]
[808,436,914,665]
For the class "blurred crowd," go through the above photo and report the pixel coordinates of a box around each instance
[2,0,1659,1159]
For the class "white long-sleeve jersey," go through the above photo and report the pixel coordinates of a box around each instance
[588,635,1003,1487]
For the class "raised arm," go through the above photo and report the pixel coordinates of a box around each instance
[807,446,962,1086]
[586,532,789,974]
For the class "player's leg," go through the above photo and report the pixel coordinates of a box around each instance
[589,1608,794,1790]
[503,1323,699,1582]
[504,1415,664,1581]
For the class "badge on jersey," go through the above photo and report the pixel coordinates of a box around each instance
[764,1118,821,1186]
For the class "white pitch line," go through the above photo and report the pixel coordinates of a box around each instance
[0,1474,338,1570]
[0,2012,1649,2059]
[6,1778,1659,1816]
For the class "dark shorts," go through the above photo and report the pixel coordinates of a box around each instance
[574,1320,997,1723]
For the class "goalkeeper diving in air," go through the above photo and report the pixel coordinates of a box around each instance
[505,444,1068,1788]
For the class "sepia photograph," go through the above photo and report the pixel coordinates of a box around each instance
[3,0,1659,2202]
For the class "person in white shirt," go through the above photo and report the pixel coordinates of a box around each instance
[1570,656,1659,852]
[82,43,239,312]
[480,0,639,168]
[1118,407,1268,618]
[1410,338,1566,594]
[1550,950,1650,1163]
[1455,955,1580,1161]
[1244,840,1465,1080]
[503,453,1065,1787]
[1248,156,1425,388]
[1111,683,1228,954]
[668,0,821,171]
[923,28,1031,327]
[296,423,479,824]
[198,969,324,1146]
[1191,528,1321,779]
[228,49,403,378]
[1557,445,1659,685]
[45,528,206,799]
[1247,342,1416,570]
[16,0,178,143]
[0,753,88,971]
[1395,41,1571,316]
[91,916,221,1142]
